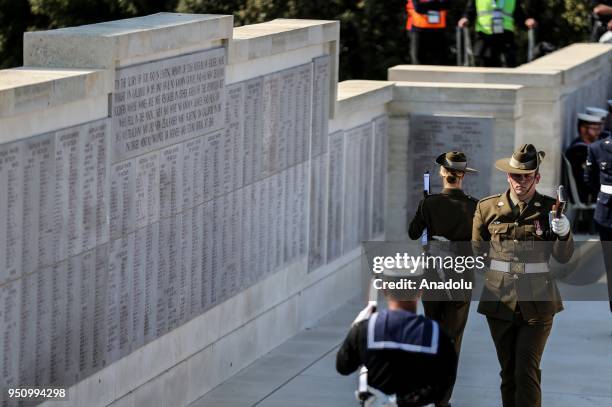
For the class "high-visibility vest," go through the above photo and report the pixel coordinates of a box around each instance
[406,0,447,30]
[476,0,516,34]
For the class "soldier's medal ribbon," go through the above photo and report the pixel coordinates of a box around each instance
[535,220,543,236]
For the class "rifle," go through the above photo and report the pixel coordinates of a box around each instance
[356,272,378,406]
[549,185,567,230]
[553,185,567,219]
[421,172,430,246]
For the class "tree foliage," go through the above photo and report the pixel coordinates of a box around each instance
[0,1,597,79]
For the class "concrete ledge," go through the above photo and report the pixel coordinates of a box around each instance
[24,13,233,68]
[388,65,561,87]
[518,43,612,86]
[335,80,393,117]
[230,19,338,63]
[519,43,612,71]
[392,81,522,106]
[0,68,110,119]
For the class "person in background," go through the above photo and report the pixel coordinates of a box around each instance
[565,113,603,205]
[585,136,612,317]
[585,106,611,139]
[458,0,537,67]
[336,267,458,407]
[592,1,612,41]
[406,0,451,65]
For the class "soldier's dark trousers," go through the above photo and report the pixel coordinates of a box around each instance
[486,312,553,407]
[424,301,470,406]
[596,223,612,313]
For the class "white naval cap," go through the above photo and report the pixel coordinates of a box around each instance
[577,113,603,124]
[585,107,609,118]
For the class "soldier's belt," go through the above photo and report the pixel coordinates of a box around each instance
[490,260,548,274]
[600,184,612,194]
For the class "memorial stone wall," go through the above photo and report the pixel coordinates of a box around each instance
[0,13,389,406]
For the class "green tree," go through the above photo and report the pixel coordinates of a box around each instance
[0,0,598,76]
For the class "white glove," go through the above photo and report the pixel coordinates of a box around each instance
[352,301,377,326]
[551,214,570,237]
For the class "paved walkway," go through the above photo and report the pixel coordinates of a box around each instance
[191,277,612,406]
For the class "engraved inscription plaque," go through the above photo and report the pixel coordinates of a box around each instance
[243,78,263,186]
[225,83,245,192]
[408,114,494,215]
[112,48,226,162]
[371,116,387,237]
[0,142,24,282]
[308,153,328,271]
[311,56,331,157]
[262,72,280,178]
[327,131,344,262]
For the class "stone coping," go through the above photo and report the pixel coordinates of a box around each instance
[0,68,109,118]
[230,18,339,63]
[393,81,522,104]
[335,80,393,116]
[389,43,611,88]
[388,65,561,87]
[519,43,612,71]
[24,13,233,68]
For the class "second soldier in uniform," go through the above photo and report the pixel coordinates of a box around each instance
[408,151,478,407]
[473,144,574,407]
[585,137,612,316]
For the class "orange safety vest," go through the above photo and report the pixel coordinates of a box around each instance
[406,0,447,30]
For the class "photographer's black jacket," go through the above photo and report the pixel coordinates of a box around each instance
[336,309,457,406]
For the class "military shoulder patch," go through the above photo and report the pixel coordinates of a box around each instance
[478,193,502,202]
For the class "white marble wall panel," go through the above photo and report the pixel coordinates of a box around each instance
[1,279,22,392]
[201,200,214,311]
[92,244,108,372]
[308,153,328,272]
[371,116,388,237]
[78,249,96,380]
[0,49,379,401]
[296,65,313,164]
[327,131,345,262]
[34,265,52,387]
[18,271,37,387]
[178,210,192,325]
[0,142,24,282]
[243,78,264,186]
[312,56,331,157]
[262,72,281,178]
[49,262,66,385]
[357,124,373,243]
[343,126,362,253]
[111,48,226,163]
[225,83,245,192]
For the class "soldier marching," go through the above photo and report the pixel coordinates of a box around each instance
[472,144,573,407]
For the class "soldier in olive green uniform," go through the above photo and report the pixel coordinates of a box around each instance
[409,151,478,407]
[472,144,574,407]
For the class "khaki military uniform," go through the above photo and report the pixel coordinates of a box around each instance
[472,189,574,407]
